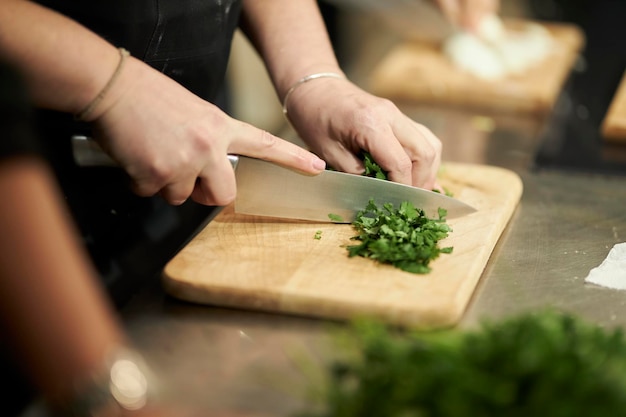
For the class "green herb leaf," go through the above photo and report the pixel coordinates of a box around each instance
[361,151,388,180]
[432,186,454,197]
[345,199,452,274]
[296,310,626,417]
[328,213,344,223]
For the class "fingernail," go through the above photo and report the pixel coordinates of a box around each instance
[312,158,326,171]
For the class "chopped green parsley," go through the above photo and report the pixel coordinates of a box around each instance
[346,199,452,274]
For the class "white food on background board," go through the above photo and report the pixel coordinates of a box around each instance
[584,242,626,290]
[443,31,507,79]
[443,14,554,80]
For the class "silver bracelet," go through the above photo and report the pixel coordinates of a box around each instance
[281,72,346,120]
[51,346,155,417]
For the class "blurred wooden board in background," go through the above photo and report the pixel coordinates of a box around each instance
[368,20,585,114]
[601,70,626,143]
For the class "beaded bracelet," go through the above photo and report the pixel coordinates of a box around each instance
[74,47,130,121]
[281,72,345,121]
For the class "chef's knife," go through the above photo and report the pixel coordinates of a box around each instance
[71,135,477,222]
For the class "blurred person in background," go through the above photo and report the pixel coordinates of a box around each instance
[435,0,499,30]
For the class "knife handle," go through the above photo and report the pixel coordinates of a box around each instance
[70,135,239,169]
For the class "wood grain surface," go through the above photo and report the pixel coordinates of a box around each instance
[368,20,585,114]
[601,70,626,143]
[163,163,523,329]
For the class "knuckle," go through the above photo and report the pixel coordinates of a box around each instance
[429,140,443,162]
[257,129,279,152]
[377,97,398,113]
[148,161,175,185]
[412,126,442,163]
[352,101,397,134]
[420,145,438,163]
[162,188,190,206]
[353,107,380,130]
[212,192,236,207]
[131,180,160,197]
[128,162,175,198]
[432,138,443,154]
[149,148,196,184]
[368,98,398,120]
[194,178,236,207]
[396,156,413,173]
[186,124,214,154]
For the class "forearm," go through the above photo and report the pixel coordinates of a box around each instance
[0,157,126,403]
[0,0,122,114]
[239,0,343,102]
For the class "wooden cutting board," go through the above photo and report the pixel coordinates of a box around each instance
[601,70,626,143]
[368,19,585,114]
[163,163,522,329]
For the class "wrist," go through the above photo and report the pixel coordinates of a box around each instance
[277,65,344,101]
[49,345,156,417]
[77,52,142,123]
[281,71,346,123]
[74,48,129,121]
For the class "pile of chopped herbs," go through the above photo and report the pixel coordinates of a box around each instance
[296,310,626,417]
[327,151,454,273]
[345,199,452,274]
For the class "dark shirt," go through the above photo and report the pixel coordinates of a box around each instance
[27,1,243,304]
[0,61,40,159]
[36,0,243,100]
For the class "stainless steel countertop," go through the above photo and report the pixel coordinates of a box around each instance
[104,102,626,416]
[402,105,626,330]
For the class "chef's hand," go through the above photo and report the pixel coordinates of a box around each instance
[89,57,326,207]
[432,0,499,31]
[284,76,441,190]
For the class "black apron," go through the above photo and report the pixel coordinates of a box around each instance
[32,0,243,303]
[37,0,242,98]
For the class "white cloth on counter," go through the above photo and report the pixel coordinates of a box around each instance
[584,242,626,290]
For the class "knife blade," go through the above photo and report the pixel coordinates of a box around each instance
[71,135,477,222]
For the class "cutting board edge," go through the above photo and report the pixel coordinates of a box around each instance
[601,70,626,143]
[161,272,472,329]
[162,275,285,311]
[444,166,523,323]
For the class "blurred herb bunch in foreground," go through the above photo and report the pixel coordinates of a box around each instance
[297,310,626,417]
